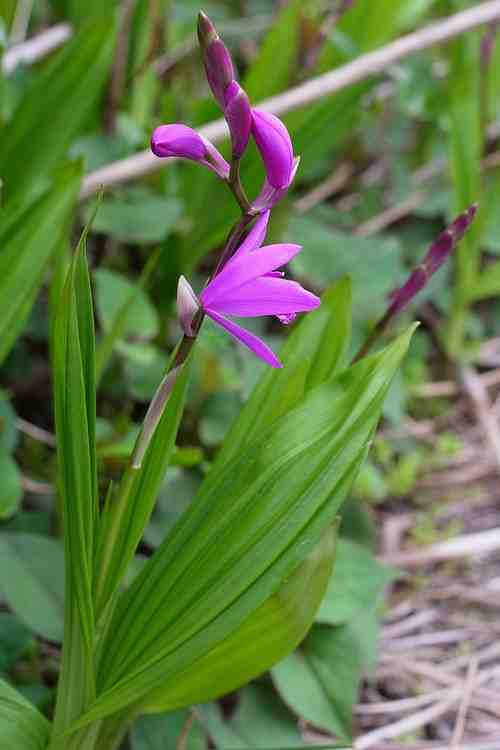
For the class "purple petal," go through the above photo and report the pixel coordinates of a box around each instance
[201,136,231,179]
[227,211,270,264]
[207,277,321,317]
[277,313,297,325]
[205,308,282,368]
[151,124,207,160]
[200,243,302,307]
[252,157,300,211]
[224,81,251,158]
[251,109,294,189]
[151,124,230,179]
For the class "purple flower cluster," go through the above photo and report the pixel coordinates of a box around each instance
[151,12,319,368]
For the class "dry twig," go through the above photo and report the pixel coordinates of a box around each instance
[80,1,500,199]
[2,23,73,75]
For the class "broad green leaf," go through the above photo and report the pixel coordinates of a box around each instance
[0,614,34,672]
[141,524,337,712]
[53,228,98,647]
[316,538,397,625]
[52,227,98,732]
[0,162,82,365]
[71,326,413,727]
[288,216,403,319]
[0,533,64,641]
[86,188,181,244]
[243,0,301,101]
[200,683,303,750]
[0,16,116,199]
[94,359,192,618]
[273,618,374,741]
[96,251,162,383]
[0,678,50,750]
[131,711,205,750]
[213,278,352,470]
[0,449,22,520]
[144,469,200,548]
[95,267,158,340]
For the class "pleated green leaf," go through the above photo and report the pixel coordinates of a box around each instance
[214,277,352,471]
[141,522,337,713]
[0,162,82,366]
[67,325,414,731]
[93,358,192,619]
[51,227,98,733]
[0,533,64,642]
[0,16,116,200]
[0,678,51,750]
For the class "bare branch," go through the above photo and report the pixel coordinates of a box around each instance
[2,23,73,75]
[81,0,500,199]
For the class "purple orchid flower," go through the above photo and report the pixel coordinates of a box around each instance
[250,109,298,210]
[177,212,320,368]
[251,109,294,189]
[151,124,230,180]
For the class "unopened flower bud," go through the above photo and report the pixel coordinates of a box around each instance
[177,276,200,337]
[224,81,251,158]
[151,124,230,180]
[388,203,478,316]
[198,11,235,109]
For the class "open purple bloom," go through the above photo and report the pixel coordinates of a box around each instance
[178,212,320,368]
[151,124,230,180]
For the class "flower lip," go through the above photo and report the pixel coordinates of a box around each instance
[151,124,207,160]
[150,123,230,179]
[251,109,294,189]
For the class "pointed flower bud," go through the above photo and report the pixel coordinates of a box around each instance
[251,109,294,189]
[224,81,251,159]
[151,124,230,180]
[177,275,200,337]
[388,203,478,316]
[198,11,235,109]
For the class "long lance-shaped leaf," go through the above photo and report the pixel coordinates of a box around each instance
[51,229,98,735]
[93,358,192,618]
[214,277,352,471]
[0,678,51,750]
[66,325,414,730]
[141,522,338,713]
[0,162,82,366]
[0,16,116,200]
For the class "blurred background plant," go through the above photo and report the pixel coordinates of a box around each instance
[1,1,500,749]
